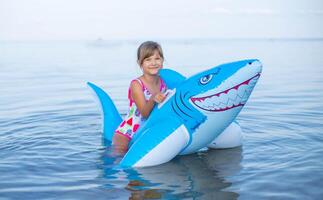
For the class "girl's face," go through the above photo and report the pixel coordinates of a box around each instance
[140,50,163,76]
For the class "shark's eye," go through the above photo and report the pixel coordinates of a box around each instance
[200,74,213,85]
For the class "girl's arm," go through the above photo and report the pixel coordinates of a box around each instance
[130,81,164,118]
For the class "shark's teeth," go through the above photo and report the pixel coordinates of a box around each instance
[190,73,260,112]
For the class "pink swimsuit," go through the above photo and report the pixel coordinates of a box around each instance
[115,78,167,140]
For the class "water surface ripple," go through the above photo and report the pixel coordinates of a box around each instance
[0,40,322,199]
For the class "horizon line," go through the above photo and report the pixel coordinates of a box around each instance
[1,37,323,43]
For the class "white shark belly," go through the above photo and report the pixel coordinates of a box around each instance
[134,124,190,167]
[208,121,243,149]
[180,108,241,155]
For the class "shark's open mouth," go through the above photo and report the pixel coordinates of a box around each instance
[191,74,260,112]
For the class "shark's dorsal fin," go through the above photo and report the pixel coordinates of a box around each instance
[160,69,186,89]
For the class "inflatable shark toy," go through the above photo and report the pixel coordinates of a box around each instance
[87,59,262,167]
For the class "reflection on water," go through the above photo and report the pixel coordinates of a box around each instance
[101,146,242,199]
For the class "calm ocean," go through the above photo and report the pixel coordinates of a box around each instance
[0,39,322,199]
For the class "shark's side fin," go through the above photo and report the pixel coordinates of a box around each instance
[159,69,186,89]
[87,82,122,142]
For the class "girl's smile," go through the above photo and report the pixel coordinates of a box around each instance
[141,50,163,75]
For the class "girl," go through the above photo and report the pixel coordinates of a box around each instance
[112,41,167,154]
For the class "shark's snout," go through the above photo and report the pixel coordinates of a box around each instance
[190,73,260,112]
[249,59,262,72]
[189,59,262,112]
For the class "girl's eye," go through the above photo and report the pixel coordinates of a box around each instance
[200,74,213,85]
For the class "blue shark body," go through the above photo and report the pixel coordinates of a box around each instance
[88,59,262,167]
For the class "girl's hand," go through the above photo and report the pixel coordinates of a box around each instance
[153,92,166,104]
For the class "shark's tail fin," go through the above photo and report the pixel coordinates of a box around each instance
[87,82,122,142]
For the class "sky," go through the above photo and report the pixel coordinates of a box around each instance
[1,0,323,40]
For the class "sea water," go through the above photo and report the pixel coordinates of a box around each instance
[0,39,322,199]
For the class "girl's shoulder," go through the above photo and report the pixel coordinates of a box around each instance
[130,77,145,90]
[128,77,145,100]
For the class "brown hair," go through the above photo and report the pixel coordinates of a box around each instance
[137,41,164,66]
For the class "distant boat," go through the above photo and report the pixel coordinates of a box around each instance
[87,38,121,47]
